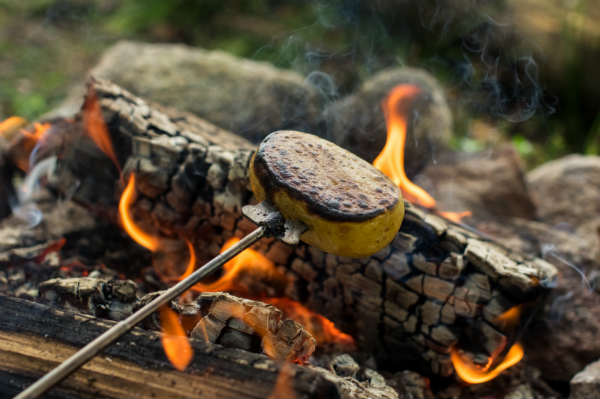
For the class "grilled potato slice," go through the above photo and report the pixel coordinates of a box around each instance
[249,130,404,257]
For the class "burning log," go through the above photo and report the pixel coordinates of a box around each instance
[0,293,402,398]
[0,294,332,398]
[45,78,557,377]
[139,291,317,363]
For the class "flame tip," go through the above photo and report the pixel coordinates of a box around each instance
[373,84,471,223]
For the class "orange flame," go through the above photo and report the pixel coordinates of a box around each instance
[178,239,197,280]
[0,119,52,172]
[83,88,121,173]
[373,84,471,222]
[451,306,524,383]
[264,298,355,348]
[450,343,524,384]
[495,305,522,330]
[118,174,198,370]
[0,116,27,137]
[186,238,354,348]
[159,306,193,371]
[118,174,161,251]
[268,362,298,399]
[188,237,279,293]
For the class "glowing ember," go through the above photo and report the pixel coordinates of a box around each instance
[159,306,193,371]
[83,88,121,173]
[373,84,471,222]
[188,237,282,293]
[451,306,524,383]
[450,343,524,384]
[264,298,355,348]
[118,174,161,251]
[35,237,66,263]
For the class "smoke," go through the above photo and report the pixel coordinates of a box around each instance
[418,1,556,123]
[541,243,592,292]
[10,156,57,228]
[305,70,338,102]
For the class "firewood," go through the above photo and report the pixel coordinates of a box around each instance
[39,277,138,320]
[138,290,317,363]
[0,294,400,398]
[46,78,557,376]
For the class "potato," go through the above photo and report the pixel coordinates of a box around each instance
[249,130,404,258]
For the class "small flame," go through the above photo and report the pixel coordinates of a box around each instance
[494,305,522,329]
[450,343,524,384]
[159,306,193,371]
[187,239,354,348]
[118,174,161,251]
[268,362,297,399]
[83,88,121,173]
[373,84,471,222]
[178,239,197,280]
[10,122,51,172]
[188,237,280,293]
[438,210,473,224]
[0,116,27,136]
[264,298,355,348]
[451,306,524,384]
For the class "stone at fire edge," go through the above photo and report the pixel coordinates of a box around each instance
[50,41,451,178]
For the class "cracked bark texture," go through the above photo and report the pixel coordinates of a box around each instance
[49,78,557,376]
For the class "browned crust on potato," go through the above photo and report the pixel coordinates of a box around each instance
[252,130,400,222]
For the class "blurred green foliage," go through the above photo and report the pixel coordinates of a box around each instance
[0,0,598,167]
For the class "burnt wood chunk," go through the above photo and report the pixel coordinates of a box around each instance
[184,292,316,362]
[46,78,558,376]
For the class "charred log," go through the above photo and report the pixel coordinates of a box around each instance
[47,78,558,376]
[0,294,402,399]
[0,294,333,398]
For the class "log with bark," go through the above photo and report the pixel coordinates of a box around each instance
[42,78,557,377]
[0,293,381,398]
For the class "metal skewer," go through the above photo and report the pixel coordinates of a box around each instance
[15,202,306,399]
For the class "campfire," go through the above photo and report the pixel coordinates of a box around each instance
[3,0,600,396]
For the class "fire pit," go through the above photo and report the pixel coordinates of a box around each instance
[1,7,599,395]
